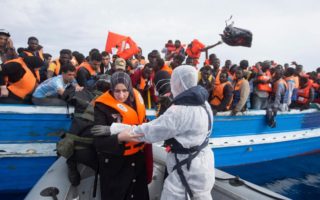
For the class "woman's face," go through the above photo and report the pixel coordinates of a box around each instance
[113,83,129,103]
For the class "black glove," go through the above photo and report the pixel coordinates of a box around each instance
[91,125,111,136]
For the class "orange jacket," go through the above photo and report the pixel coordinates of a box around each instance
[297,85,311,104]
[185,39,205,59]
[161,65,172,75]
[95,89,146,156]
[257,73,272,92]
[5,58,37,99]
[210,81,233,109]
[78,62,97,75]
[48,59,61,76]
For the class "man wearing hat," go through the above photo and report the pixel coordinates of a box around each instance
[114,57,127,72]
[0,29,17,63]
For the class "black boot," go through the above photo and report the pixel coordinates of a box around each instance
[67,160,81,186]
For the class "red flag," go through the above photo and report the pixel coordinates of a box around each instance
[105,32,140,60]
[105,31,128,53]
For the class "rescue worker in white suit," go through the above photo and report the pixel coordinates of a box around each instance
[117,65,215,200]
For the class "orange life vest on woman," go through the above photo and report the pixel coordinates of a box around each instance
[95,89,146,156]
[210,81,233,109]
[5,58,37,99]
[78,62,97,75]
[297,85,311,104]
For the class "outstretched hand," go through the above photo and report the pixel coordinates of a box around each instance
[117,128,144,142]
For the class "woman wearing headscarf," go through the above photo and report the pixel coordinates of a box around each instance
[92,71,149,200]
[118,65,215,200]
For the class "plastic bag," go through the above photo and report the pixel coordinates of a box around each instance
[220,24,253,47]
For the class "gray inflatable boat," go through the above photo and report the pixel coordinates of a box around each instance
[25,145,289,200]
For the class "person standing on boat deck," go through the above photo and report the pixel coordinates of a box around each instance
[91,71,150,200]
[117,65,215,200]
[284,67,297,106]
[0,56,43,104]
[32,63,83,106]
[252,61,272,110]
[47,49,72,78]
[269,68,289,112]
[76,52,102,88]
[210,71,233,114]
[230,68,250,116]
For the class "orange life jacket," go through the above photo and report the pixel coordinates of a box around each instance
[48,59,61,76]
[210,81,233,109]
[257,72,272,92]
[22,50,44,82]
[185,39,205,59]
[78,62,97,76]
[5,58,37,99]
[312,82,319,90]
[95,89,146,156]
[297,85,311,104]
[214,70,221,85]
[161,65,172,75]
[232,79,244,108]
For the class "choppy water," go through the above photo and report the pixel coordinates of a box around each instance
[221,152,320,200]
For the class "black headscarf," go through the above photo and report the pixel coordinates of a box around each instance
[110,72,134,104]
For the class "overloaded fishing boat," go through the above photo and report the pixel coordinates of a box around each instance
[1,104,320,192]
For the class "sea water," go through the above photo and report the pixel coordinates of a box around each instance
[221,152,320,200]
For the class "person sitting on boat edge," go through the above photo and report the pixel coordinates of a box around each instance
[117,65,215,200]
[32,63,83,106]
[252,61,272,110]
[0,56,43,104]
[91,71,151,200]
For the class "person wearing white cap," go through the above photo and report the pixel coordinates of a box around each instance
[117,65,215,200]
[0,29,16,63]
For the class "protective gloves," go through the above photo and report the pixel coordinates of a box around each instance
[110,123,132,135]
[91,125,111,136]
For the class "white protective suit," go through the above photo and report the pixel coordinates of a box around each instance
[133,65,215,200]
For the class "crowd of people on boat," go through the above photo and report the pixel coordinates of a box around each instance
[0,30,319,115]
[1,29,320,200]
